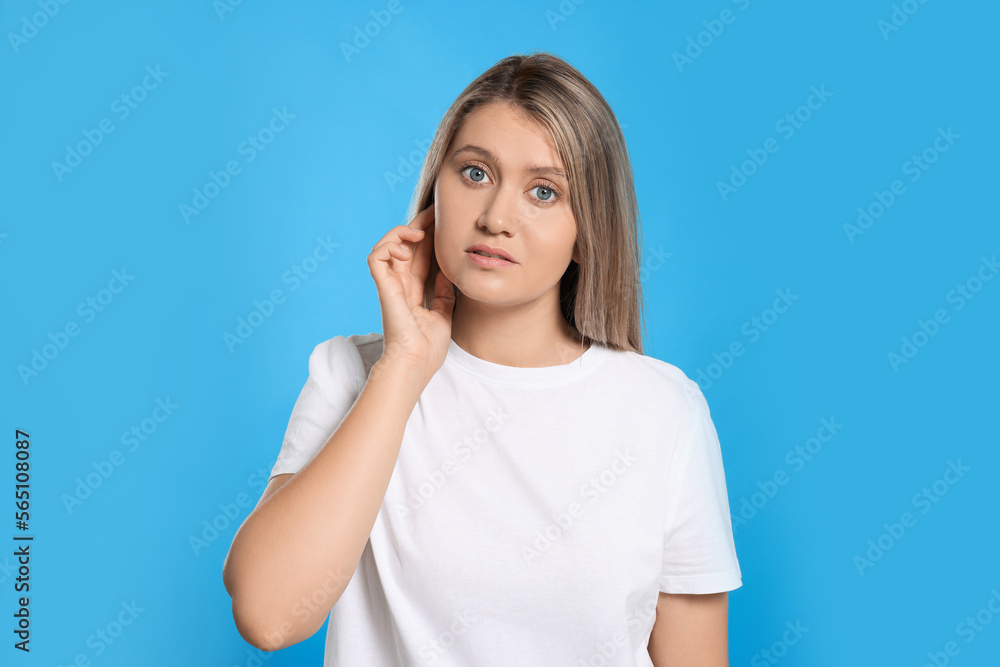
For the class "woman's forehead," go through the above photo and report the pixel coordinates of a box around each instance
[451,105,566,174]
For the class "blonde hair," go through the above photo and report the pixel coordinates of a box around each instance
[407,51,645,354]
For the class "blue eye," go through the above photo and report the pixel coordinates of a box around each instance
[463,166,488,183]
[458,162,561,204]
[533,186,554,201]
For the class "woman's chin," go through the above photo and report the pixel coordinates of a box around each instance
[454,287,524,309]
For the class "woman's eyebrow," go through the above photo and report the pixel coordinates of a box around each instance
[452,144,568,181]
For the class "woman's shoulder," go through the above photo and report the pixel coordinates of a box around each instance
[345,332,385,378]
[313,332,384,381]
[604,345,705,407]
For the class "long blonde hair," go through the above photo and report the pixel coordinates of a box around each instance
[407,51,645,353]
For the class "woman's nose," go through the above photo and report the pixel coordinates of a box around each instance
[479,186,523,233]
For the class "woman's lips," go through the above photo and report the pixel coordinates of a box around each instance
[466,251,516,268]
[466,244,515,262]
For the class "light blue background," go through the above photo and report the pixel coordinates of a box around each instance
[2,1,997,665]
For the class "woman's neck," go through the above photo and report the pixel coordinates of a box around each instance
[449,297,588,368]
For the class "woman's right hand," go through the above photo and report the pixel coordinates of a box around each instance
[367,204,456,382]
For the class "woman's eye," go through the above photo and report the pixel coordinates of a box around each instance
[461,165,558,203]
[463,166,489,183]
[531,185,556,202]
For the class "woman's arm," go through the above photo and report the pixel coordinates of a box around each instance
[222,358,428,652]
[647,591,729,666]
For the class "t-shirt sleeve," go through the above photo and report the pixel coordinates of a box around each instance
[268,336,365,482]
[660,380,743,594]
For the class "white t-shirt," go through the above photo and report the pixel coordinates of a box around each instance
[269,332,742,666]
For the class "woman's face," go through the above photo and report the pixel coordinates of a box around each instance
[432,102,580,310]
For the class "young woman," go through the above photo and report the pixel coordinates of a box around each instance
[223,51,742,666]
